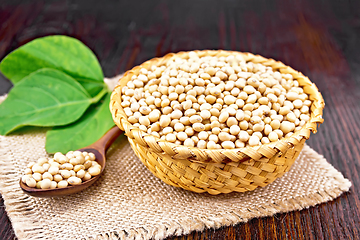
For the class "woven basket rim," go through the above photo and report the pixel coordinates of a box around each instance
[110,50,325,163]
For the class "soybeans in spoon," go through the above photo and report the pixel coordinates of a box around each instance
[21,151,101,189]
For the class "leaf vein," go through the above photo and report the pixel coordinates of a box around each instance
[2,100,90,118]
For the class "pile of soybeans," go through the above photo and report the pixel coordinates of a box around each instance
[21,151,101,189]
[120,52,312,150]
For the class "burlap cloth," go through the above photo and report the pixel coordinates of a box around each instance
[0,76,351,240]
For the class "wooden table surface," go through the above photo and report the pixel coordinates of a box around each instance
[0,0,359,239]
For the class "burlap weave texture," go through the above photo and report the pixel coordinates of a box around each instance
[0,128,351,240]
[0,75,351,240]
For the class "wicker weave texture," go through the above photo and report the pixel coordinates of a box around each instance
[110,50,324,194]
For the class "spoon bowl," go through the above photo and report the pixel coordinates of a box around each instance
[20,126,122,197]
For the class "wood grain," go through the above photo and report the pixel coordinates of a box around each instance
[0,0,359,239]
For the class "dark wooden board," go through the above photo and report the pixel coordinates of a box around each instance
[1,0,359,239]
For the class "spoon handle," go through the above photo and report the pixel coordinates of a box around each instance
[87,126,123,152]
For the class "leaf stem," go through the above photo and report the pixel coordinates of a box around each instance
[91,87,109,104]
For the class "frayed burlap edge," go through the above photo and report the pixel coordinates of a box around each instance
[0,75,122,239]
[0,79,352,240]
[81,145,352,240]
[0,140,351,240]
[0,95,46,239]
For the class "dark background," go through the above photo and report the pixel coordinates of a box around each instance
[1,0,359,239]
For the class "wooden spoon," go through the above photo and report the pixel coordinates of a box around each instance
[19,126,123,197]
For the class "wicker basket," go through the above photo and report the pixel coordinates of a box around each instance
[110,50,324,195]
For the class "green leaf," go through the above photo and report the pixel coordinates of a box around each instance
[0,35,106,97]
[0,68,92,135]
[45,92,115,154]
